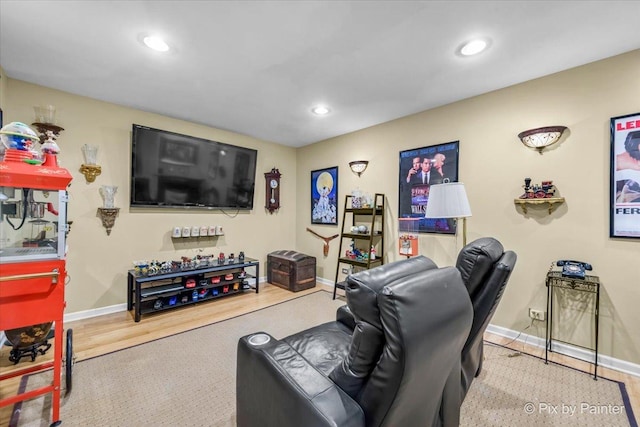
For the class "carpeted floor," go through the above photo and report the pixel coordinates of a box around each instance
[10,291,636,426]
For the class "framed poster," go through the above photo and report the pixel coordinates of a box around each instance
[399,141,459,234]
[610,112,640,238]
[311,166,338,225]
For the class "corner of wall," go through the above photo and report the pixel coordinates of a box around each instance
[0,65,6,113]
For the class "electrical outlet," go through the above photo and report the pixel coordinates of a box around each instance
[529,308,545,321]
[341,268,350,274]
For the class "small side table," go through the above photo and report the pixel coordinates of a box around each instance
[545,271,600,379]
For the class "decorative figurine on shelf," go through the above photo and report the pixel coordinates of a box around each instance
[133,261,149,275]
[218,252,225,264]
[238,251,245,262]
[520,177,557,199]
[346,240,364,259]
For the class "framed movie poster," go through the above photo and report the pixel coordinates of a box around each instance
[610,112,640,238]
[399,141,459,234]
[311,166,338,225]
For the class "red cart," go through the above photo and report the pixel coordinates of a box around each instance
[0,150,73,426]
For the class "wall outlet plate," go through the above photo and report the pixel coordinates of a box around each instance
[529,308,546,321]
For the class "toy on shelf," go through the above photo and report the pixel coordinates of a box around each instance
[514,177,565,214]
[519,177,557,199]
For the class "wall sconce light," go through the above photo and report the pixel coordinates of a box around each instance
[97,208,119,236]
[80,144,101,183]
[97,185,118,235]
[349,160,369,177]
[518,126,567,154]
[32,105,64,143]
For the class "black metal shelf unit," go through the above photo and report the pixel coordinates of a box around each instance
[128,258,259,322]
[333,194,385,299]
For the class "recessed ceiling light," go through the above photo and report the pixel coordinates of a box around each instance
[459,38,489,56]
[311,105,331,115]
[143,36,170,52]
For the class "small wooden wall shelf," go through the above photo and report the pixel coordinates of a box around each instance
[514,197,565,214]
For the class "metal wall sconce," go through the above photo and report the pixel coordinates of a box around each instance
[349,160,369,177]
[80,144,101,183]
[32,105,64,143]
[97,185,118,235]
[97,208,119,236]
[518,126,567,154]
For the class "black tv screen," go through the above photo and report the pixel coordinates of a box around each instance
[130,124,257,210]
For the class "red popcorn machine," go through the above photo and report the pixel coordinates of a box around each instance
[0,142,73,426]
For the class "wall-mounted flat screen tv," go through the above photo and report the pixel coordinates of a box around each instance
[130,124,257,210]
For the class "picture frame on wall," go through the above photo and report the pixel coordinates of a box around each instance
[311,166,338,225]
[398,141,460,234]
[610,112,640,238]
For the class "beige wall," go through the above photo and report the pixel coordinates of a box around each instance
[3,79,298,313]
[3,51,639,365]
[296,50,640,365]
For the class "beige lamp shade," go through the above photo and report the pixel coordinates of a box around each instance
[425,182,472,246]
[425,182,471,219]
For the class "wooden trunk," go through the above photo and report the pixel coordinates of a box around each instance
[267,250,316,292]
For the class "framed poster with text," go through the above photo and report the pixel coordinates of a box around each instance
[611,112,640,238]
[398,141,459,234]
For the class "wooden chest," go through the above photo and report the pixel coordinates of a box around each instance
[267,250,316,292]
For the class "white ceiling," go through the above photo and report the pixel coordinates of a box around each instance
[1,1,639,147]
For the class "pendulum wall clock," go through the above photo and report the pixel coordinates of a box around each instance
[265,168,281,214]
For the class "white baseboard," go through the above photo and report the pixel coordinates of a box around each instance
[64,303,128,323]
[486,324,640,378]
[316,277,334,287]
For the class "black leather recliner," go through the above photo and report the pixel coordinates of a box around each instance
[236,256,474,427]
[455,237,517,400]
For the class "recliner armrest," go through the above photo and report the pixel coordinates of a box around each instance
[237,333,364,427]
[336,305,356,331]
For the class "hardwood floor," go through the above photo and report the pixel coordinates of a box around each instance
[1,283,638,425]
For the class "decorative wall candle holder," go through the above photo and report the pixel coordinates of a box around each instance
[99,185,117,208]
[31,122,64,146]
[80,164,102,183]
[97,208,119,235]
[34,105,57,124]
[80,144,101,183]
